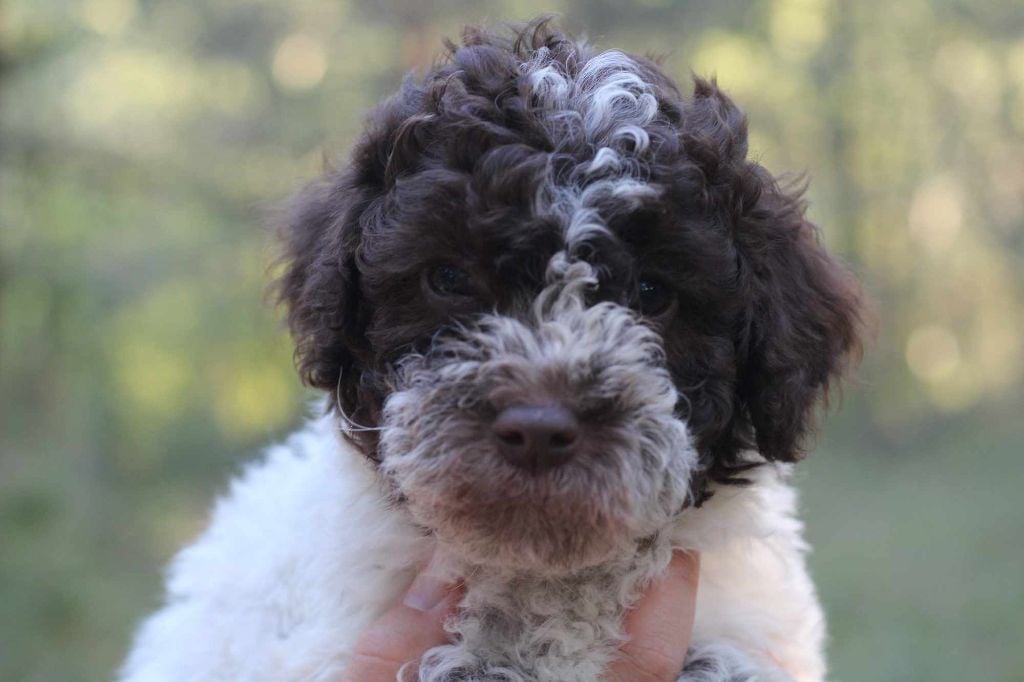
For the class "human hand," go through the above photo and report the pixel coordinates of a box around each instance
[342,567,463,682]
[605,550,701,681]
[342,550,700,682]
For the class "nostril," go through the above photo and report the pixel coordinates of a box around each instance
[549,430,577,449]
[495,427,526,447]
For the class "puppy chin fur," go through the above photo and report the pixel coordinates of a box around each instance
[118,415,825,682]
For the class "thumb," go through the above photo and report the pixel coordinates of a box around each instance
[343,569,463,682]
[606,550,700,682]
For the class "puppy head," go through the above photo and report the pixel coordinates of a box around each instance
[274,20,863,573]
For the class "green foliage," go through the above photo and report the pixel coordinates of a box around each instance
[1,1,1021,680]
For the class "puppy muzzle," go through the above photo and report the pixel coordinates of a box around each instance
[378,258,697,573]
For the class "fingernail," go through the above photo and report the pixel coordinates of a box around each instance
[402,571,453,612]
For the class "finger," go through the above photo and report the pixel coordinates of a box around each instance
[606,550,700,682]
[343,572,463,682]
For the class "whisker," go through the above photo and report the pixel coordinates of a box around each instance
[335,369,387,433]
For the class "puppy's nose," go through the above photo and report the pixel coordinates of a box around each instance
[492,404,579,473]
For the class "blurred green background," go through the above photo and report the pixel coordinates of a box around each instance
[1,1,1022,680]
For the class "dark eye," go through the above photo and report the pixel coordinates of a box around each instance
[427,264,475,297]
[637,277,674,316]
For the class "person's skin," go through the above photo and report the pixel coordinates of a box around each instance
[343,551,700,682]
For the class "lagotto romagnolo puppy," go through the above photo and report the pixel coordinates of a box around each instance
[120,20,863,682]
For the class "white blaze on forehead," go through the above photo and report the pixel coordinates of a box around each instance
[524,48,663,250]
[524,49,659,144]
[563,180,661,245]
[575,50,659,144]
[526,59,572,106]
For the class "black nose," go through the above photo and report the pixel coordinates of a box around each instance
[492,403,580,473]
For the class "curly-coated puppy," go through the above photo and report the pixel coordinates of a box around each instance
[120,19,863,682]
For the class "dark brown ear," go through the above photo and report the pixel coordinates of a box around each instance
[273,76,439,445]
[683,76,749,171]
[683,77,864,463]
[734,173,864,462]
[272,168,370,420]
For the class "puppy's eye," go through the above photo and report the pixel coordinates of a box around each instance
[427,264,475,297]
[637,278,674,316]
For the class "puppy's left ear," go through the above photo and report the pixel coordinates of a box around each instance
[734,173,864,462]
[684,78,864,463]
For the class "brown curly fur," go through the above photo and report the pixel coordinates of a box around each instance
[271,18,864,502]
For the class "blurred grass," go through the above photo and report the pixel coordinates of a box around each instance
[804,412,1024,681]
[1,0,1023,680]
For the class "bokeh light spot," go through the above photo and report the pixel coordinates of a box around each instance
[692,32,763,95]
[272,34,327,92]
[906,324,961,384]
[770,0,831,61]
[114,342,191,418]
[933,40,1003,115]
[907,175,964,256]
[214,366,294,441]
[1006,40,1024,86]
[80,0,137,36]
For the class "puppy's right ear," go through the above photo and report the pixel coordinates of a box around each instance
[273,76,433,435]
[272,168,370,417]
[682,76,749,171]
